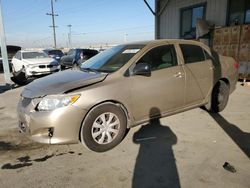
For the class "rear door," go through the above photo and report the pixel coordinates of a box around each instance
[63,49,75,66]
[180,44,214,106]
[129,44,185,122]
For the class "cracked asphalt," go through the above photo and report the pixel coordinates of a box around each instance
[0,74,250,188]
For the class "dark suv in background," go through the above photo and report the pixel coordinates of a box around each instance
[43,49,64,61]
[60,48,98,70]
[0,45,21,72]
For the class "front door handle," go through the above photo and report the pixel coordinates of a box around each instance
[174,72,183,78]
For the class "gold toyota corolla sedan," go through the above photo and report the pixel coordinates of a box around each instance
[17,39,238,152]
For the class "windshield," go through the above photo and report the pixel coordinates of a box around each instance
[22,52,48,59]
[80,44,145,73]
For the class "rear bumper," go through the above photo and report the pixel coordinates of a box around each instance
[228,72,238,94]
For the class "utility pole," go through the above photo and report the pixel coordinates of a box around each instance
[67,24,72,48]
[124,33,128,43]
[46,0,58,48]
[0,0,11,85]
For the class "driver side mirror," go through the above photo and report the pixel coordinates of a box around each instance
[133,63,151,76]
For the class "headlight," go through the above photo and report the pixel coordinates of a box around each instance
[37,95,80,111]
[50,60,59,66]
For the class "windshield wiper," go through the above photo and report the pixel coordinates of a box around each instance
[81,67,99,73]
[95,69,113,73]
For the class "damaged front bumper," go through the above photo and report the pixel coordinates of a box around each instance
[17,97,87,145]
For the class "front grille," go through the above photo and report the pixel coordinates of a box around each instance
[21,97,32,107]
[38,65,57,68]
[39,65,46,68]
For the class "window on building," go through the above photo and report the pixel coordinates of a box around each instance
[180,4,206,39]
[228,0,250,25]
[180,44,205,64]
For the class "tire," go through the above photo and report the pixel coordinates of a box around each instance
[60,65,66,71]
[11,72,28,86]
[80,103,127,152]
[205,80,229,113]
[11,65,28,86]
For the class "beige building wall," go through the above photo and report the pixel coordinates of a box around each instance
[156,0,228,39]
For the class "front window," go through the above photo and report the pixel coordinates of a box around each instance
[228,0,250,25]
[180,4,206,39]
[136,45,177,71]
[22,52,48,59]
[81,44,145,73]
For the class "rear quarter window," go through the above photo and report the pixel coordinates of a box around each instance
[180,44,205,64]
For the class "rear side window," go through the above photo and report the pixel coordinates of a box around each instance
[82,50,98,58]
[180,44,205,64]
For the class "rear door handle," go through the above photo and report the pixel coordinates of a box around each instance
[174,72,183,78]
[209,66,215,70]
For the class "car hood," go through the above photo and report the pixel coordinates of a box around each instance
[22,70,108,98]
[23,58,55,65]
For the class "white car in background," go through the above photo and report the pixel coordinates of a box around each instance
[11,50,60,84]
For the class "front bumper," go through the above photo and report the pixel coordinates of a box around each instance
[26,65,60,76]
[17,97,87,144]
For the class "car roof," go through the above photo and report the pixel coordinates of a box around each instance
[127,39,201,45]
[43,49,62,51]
[126,39,210,51]
[20,50,45,53]
[69,48,97,51]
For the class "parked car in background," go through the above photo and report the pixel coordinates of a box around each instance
[0,45,21,72]
[60,48,98,70]
[11,50,60,85]
[43,49,64,61]
[17,39,238,152]
[98,48,106,53]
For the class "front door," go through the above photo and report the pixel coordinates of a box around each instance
[129,45,185,122]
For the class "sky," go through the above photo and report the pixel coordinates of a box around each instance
[2,0,155,48]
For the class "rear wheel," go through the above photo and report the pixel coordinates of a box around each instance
[80,103,127,152]
[205,80,229,112]
[11,66,28,86]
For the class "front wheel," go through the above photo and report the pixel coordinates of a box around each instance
[205,80,229,112]
[80,103,127,152]
[11,66,28,86]
[60,65,66,71]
